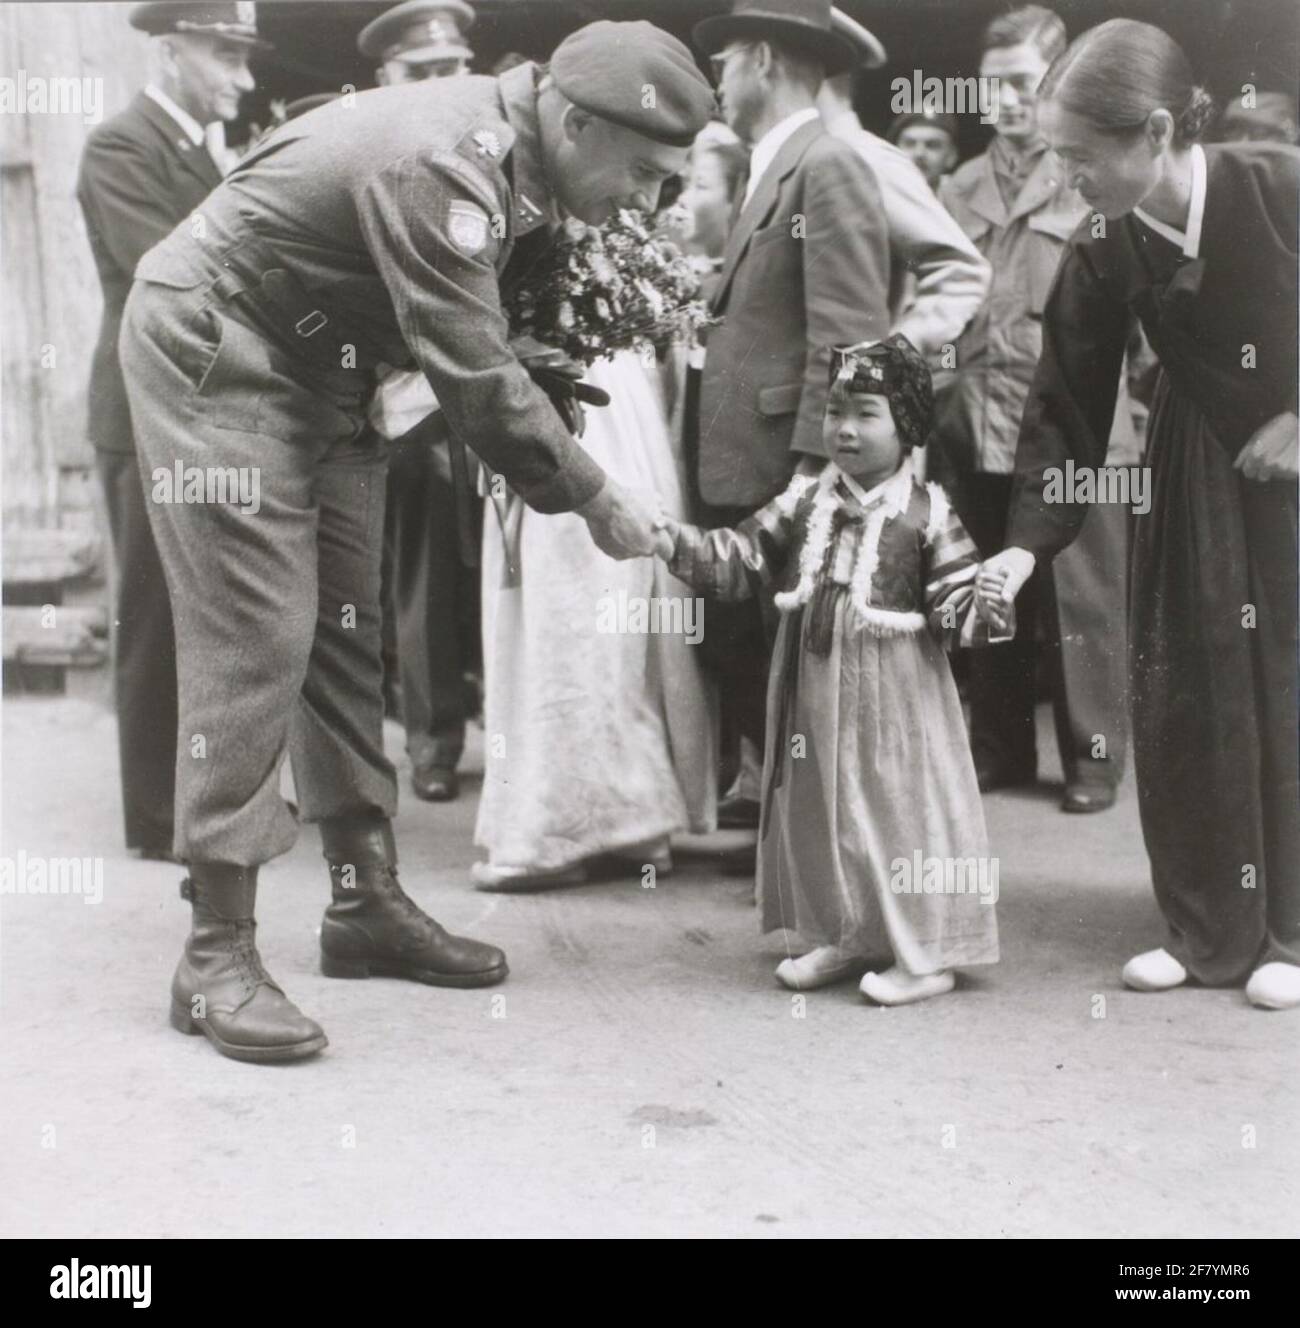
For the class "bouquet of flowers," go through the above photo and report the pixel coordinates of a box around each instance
[505,208,715,368]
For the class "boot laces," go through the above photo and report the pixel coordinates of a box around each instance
[378,865,434,934]
[228,920,274,993]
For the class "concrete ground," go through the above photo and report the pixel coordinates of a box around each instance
[1,693,1296,1239]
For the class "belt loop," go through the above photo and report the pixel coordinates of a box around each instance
[295,310,328,338]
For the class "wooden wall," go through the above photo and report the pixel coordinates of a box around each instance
[1,2,149,536]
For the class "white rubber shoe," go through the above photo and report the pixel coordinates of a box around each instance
[775,946,866,991]
[1245,962,1300,1010]
[471,860,587,892]
[859,966,955,1006]
[1121,948,1188,992]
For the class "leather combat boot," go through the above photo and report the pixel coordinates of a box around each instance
[319,816,508,987]
[169,865,328,1064]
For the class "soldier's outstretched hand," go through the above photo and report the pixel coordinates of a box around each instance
[578,479,673,561]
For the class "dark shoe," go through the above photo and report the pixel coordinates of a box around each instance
[320,816,507,986]
[411,761,458,802]
[137,843,180,863]
[718,842,758,877]
[717,795,761,830]
[974,758,1036,793]
[169,865,327,1064]
[1061,781,1117,813]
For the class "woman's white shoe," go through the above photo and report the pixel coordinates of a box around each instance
[775,946,866,991]
[1245,962,1300,1010]
[1121,948,1188,992]
[859,966,955,1006]
[471,860,587,892]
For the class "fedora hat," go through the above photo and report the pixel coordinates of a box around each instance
[830,6,886,70]
[694,0,857,76]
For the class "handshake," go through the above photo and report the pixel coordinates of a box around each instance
[974,547,1036,634]
[577,478,677,562]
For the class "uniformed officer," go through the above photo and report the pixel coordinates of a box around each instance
[361,1,484,806]
[359,0,474,84]
[119,20,714,1064]
[76,2,265,861]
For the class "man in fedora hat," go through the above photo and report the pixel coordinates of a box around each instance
[118,19,714,1064]
[818,7,986,389]
[76,2,266,863]
[689,0,891,831]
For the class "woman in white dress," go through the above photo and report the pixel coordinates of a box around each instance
[472,346,717,888]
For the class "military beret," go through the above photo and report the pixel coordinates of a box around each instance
[357,0,473,63]
[887,109,960,146]
[130,1,271,49]
[550,20,716,149]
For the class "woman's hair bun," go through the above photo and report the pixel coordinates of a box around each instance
[1178,86,1216,142]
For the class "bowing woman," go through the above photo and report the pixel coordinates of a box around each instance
[981,19,1299,1009]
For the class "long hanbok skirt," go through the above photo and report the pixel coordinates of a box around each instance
[1128,373,1299,983]
[757,598,999,974]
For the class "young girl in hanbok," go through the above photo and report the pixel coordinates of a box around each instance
[658,336,1007,1005]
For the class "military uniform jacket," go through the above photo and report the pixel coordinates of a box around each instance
[77,92,224,453]
[938,140,1141,475]
[133,62,603,514]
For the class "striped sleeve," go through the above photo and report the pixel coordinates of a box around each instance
[667,475,812,603]
[923,483,1015,648]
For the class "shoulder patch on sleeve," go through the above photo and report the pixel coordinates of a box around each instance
[447,199,490,254]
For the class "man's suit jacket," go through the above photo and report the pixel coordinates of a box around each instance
[77,92,224,453]
[697,116,891,510]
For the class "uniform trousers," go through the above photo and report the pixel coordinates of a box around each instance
[120,275,396,867]
[95,449,178,850]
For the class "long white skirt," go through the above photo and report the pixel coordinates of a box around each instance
[474,352,717,873]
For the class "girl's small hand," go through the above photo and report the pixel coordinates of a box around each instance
[653,513,680,560]
[975,590,1011,634]
[1234,412,1299,482]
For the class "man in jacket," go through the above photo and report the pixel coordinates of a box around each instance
[119,20,713,1064]
[936,5,1141,812]
[77,0,262,859]
[690,0,892,830]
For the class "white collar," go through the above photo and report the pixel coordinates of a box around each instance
[826,456,914,514]
[743,106,820,205]
[144,84,207,148]
[823,108,862,137]
[1133,143,1206,259]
